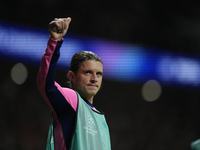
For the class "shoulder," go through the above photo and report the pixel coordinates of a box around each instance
[56,85,78,111]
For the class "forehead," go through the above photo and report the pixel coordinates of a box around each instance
[79,60,103,71]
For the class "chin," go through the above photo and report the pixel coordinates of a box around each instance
[87,92,97,97]
[87,89,98,94]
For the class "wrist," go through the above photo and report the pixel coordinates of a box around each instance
[49,36,63,42]
[50,35,62,41]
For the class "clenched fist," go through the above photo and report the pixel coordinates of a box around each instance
[49,17,71,41]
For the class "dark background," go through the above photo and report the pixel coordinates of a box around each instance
[1,0,200,149]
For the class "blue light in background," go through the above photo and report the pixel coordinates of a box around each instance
[0,21,200,87]
[157,55,200,86]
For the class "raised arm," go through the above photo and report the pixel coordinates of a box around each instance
[37,18,78,114]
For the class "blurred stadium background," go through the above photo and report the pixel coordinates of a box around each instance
[1,0,200,149]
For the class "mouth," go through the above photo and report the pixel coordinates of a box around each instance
[87,84,98,88]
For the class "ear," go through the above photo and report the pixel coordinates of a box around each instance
[68,71,75,82]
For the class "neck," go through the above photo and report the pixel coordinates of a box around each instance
[85,97,93,104]
[72,87,94,104]
[80,95,94,106]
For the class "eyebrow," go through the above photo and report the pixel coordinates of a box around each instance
[84,70,103,74]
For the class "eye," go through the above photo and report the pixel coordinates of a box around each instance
[85,71,92,75]
[96,72,103,77]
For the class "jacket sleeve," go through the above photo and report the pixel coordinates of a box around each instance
[37,37,78,116]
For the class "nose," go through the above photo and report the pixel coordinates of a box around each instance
[90,74,97,83]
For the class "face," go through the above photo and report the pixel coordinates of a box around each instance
[69,60,103,102]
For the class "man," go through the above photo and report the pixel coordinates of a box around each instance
[37,17,111,150]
